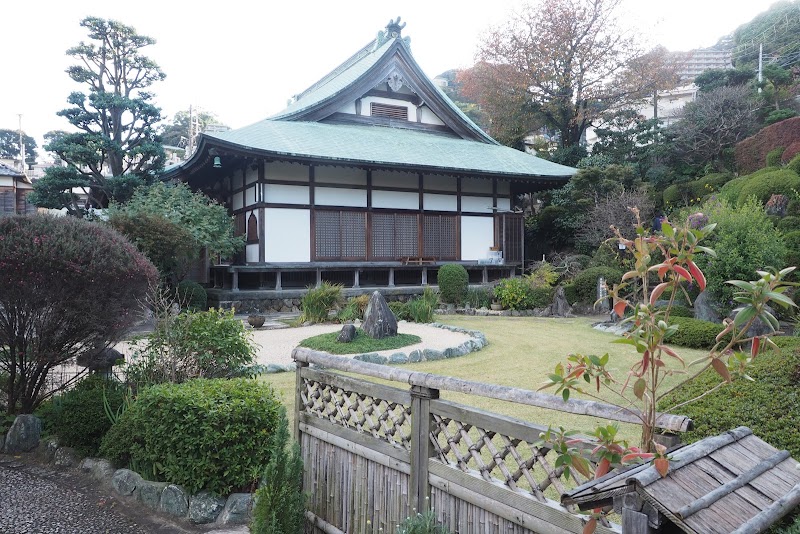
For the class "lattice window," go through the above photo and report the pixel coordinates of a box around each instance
[429,413,590,504]
[315,210,366,260]
[370,102,408,120]
[423,215,458,260]
[300,377,412,450]
[370,213,418,260]
[498,214,524,264]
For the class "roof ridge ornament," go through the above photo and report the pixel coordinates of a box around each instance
[374,16,406,50]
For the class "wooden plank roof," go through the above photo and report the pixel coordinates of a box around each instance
[563,427,800,533]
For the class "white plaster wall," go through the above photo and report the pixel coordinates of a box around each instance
[0,177,14,187]
[233,192,244,210]
[424,193,457,212]
[424,174,457,192]
[246,244,259,263]
[461,216,495,261]
[336,102,357,115]
[245,167,258,185]
[315,187,367,207]
[315,166,367,186]
[418,106,445,126]
[372,190,418,210]
[266,161,309,182]
[497,197,511,211]
[461,196,493,213]
[373,170,417,188]
[265,184,309,204]
[232,172,243,190]
[497,181,511,195]
[245,186,256,206]
[462,177,492,194]
[264,208,310,262]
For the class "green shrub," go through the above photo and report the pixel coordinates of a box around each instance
[663,173,732,207]
[36,375,126,457]
[659,346,800,459]
[563,283,578,304]
[667,305,693,318]
[717,174,751,204]
[492,278,533,310]
[406,297,435,323]
[336,294,370,323]
[529,286,555,308]
[765,109,797,126]
[766,146,786,167]
[464,287,492,309]
[176,279,207,311]
[126,308,257,387]
[784,230,800,270]
[389,301,410,321]
[778,216,800,232]
[692,198,787,311]
[397,510,451,534]
[300,282,344,323]
[100,378,283,495]
[735,169,800,206]
[571,267,623,304]
[664,317,730,349]
[788,154,800,175]
[251,408,305,534]
[437,264,469,304]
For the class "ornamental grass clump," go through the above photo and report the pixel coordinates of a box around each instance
[300,282,344,323]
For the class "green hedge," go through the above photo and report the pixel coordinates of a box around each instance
[176,280,207,311]
[492,278,554,310]
[784,230,800,269]
[571,267,623,304]
[36,375,126,457]
[665,317,730,349]
[438,264,468,304]
[735,169,800,206]
[100,378,283,495]
[659,344,800,458]
[662,173,732,207]
[778,216,800,232]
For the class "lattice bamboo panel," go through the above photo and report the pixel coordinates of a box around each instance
[430,414,590,503]
[423,214,458,259]
[300,378,413,450]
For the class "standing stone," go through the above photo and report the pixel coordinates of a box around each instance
[160,484,190,517]
[337,324,357,343]
[189,491,226,523]
[4,414,41,453]
[550,286,573,317]
[137,481,168,511]
[694,291,721,324]
[54,446,80,468]
[361,291,398,339]
[219,493,253,525]
[112,469,143,496]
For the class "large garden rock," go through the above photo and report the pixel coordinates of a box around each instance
[337,324,357,343]
[76,347,124,372]
[694,291,721,323]
[160,484,189,517]
[4,414,41,453]
[112,469,143,496]
[189,491,226,524]
[54,446,80,468]
[136,480,167,511]
[219,493,253,525]
[549,286,573,317]
[361,291,397,339]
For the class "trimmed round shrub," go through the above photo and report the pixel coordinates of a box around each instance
[717,174,750,204]
[665,317,731,349]
[36,375,126,457]
[662,173,732,207]
[735,169,800,206]
[438,264,469,304]
[667,305,693,318]
[659,345,800,458]
[100,378,283,495]
[0,215,157,414]
[571,267,623,304]
[766,146,786,167]
[778,216,800,232]
[176,279,207,311]
[529,286,555,308]
[788,153,800,175]
[563,283,578,304]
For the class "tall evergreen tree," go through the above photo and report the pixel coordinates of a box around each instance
[31,17,166,216]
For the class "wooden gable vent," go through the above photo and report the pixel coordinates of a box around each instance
[370,102,408,120]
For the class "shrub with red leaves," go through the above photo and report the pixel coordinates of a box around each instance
[735,117,800,173]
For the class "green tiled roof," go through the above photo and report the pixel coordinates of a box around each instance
[206,121,576,179]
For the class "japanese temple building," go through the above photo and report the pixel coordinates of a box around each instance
[164,18,576,308]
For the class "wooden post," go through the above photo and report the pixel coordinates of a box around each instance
[622,508,655,533]
[410,384,438,515]
[294,361,309,443]
[482,266,488,284]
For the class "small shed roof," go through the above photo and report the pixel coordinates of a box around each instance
[563,427,800,534]
[0,162,26,179]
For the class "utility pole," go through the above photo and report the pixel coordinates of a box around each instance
[17,114,25,172]
[758,43,763,93]
[187,105,194,158]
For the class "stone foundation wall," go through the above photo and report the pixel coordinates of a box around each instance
[212,290,416,314]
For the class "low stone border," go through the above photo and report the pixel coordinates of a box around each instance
[434,306,577,317]
[351,323,487,365]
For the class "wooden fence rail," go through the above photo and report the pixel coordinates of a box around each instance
[293,349,693,534]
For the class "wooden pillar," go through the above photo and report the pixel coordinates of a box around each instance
[410,384,438,515]
[294,361,309,443]
[388,268,395,288]
[232,270,239,292]
[275,271,282,291]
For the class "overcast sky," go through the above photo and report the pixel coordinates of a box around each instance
[2,0,779,156]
